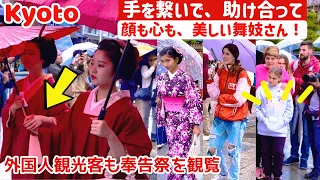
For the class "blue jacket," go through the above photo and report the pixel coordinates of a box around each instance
[0,71,14,116]
[0,71,14,93]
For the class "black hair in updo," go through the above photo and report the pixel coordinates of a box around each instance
[97,39,138,81]
[29,37,57,68]
[159,46,183,64]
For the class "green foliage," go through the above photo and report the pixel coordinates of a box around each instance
[306,11,320,42]
[183,40,202,44]
[257,11,320,51]
[268,39,281,44]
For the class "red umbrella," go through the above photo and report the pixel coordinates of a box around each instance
[17,1,157,119]
[0,25,79,57]
[17,0,157,46]
[0,25,79,117]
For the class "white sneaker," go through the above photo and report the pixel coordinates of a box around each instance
[203,135,210,141]
[157,144,166,148]
[211,174,228,180]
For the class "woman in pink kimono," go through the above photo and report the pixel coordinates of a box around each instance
[157,46,203,180]
[0,37,70,179]
[51,39,152,179]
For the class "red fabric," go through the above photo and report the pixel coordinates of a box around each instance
[0,76,69,179]
[291,56,320,100]
[206,80,214,84]
[318,91,320,127]
[214,67,251,121]
[17,0,157,46]
[0,26,79,58]
[203,54,210,99]
[52,92,152,179]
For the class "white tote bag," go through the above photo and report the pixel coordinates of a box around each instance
[188,135,201,157]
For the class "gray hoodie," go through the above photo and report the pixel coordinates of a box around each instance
[256,83,294,137]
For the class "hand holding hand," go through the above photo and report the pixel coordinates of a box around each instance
[23,114,44,132]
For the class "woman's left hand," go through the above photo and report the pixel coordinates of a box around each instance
[90,117,113,139]
[193,125,201,136]
[23,114,44,132]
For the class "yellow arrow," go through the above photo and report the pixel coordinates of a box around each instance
[45,66,77,109]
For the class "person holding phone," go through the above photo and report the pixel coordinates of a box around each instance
[68,50,90,106]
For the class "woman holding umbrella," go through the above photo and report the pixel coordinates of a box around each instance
[135,50,158,140]
[0,37,70,179]
[207,44,252,179]
[53,39,152,179]
[157,46,203,179]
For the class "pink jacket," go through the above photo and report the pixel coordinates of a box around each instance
[256,64,292,89]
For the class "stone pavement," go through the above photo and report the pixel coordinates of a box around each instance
[202,108,257,180]
[282,132,314,180]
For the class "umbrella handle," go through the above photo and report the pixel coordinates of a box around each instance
[98,40,132,120]
[21,107,27,117]
[98,108,106,120]
[4,58,27,117]
[38,24,47,39]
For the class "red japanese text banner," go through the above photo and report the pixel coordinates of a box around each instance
[4,156,221,175]
[118,0,307,39]
[118,20,307,39]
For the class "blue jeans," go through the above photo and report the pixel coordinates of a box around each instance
[157,126,167,145]
[208,117,248,180]
[289,105,310,161]
[306,117,320,174]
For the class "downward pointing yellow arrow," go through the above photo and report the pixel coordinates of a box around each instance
[45,66,78,109]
